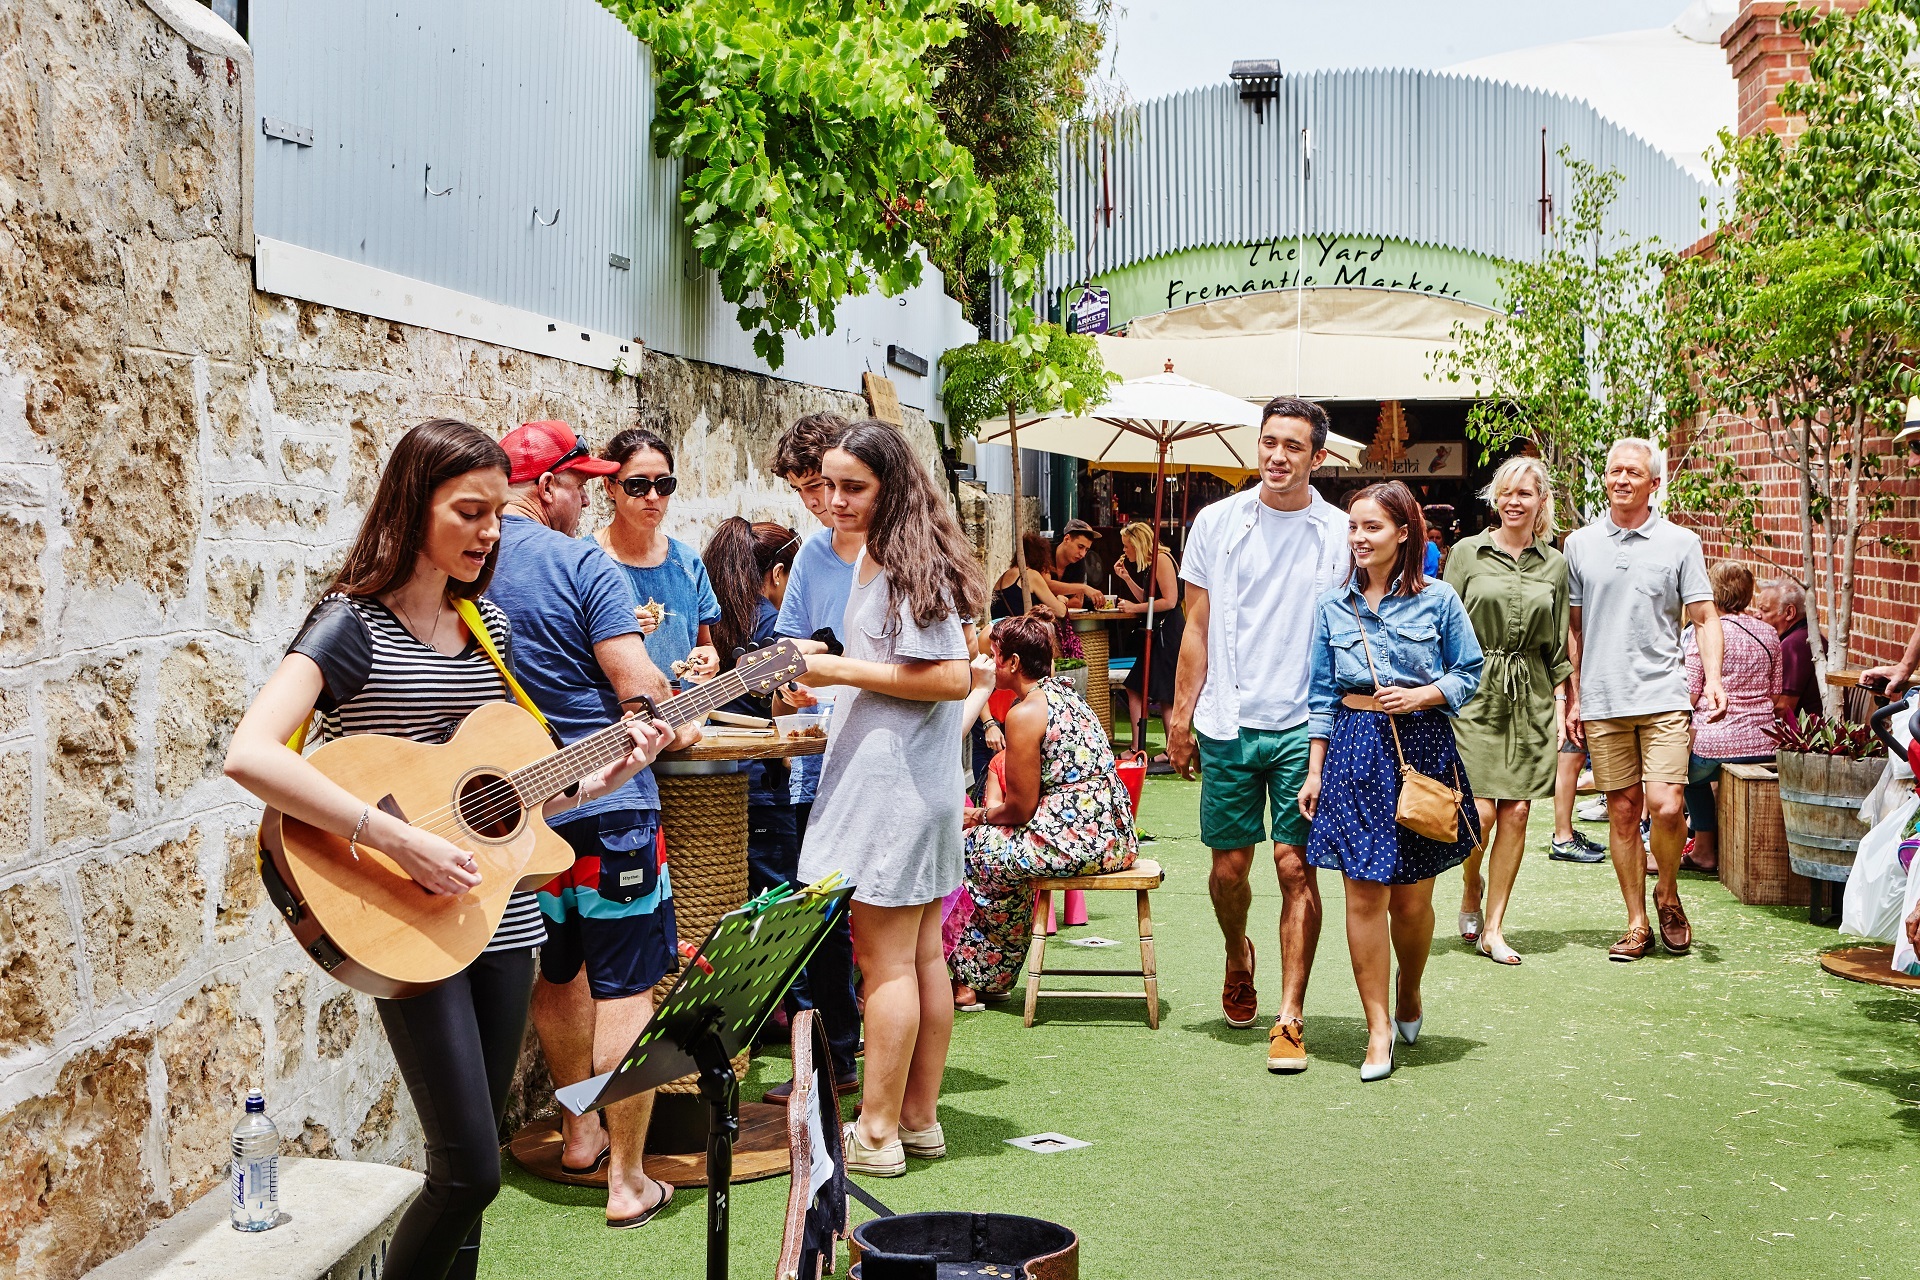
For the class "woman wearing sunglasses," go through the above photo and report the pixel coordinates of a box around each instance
[597,429,722,682]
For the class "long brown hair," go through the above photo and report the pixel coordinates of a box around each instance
[703,517,799,669]
[330,419,509,600]
[1347,481,1427,597]
[833,420,987,628]
[1019,532,1055,576]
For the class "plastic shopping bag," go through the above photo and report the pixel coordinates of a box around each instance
[1841,793,1918,941]
[1895,852,1920,976]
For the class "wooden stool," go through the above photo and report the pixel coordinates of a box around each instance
[1022,859,1164,1029]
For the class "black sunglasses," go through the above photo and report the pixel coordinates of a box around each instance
[548,439,591,472]
[617,474,678,498]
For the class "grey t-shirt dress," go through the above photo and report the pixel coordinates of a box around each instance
[797,553,970,907]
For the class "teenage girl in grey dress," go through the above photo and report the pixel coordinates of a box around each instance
[794,421,988,1177]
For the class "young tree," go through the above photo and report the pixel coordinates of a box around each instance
[923,0,1114,330]
[1429,152,1675,527]
[600,0,1068,368]
[940,312,1115,610]
[1665,0,1920,712]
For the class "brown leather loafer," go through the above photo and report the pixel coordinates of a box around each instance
[1222,940,1258,1028]
[1656,900,1693,954]
[1608,923,1655,962]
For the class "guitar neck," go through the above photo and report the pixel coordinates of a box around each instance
[508,669,753,805]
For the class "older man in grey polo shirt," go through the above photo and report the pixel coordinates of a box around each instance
[1566,438,1725,962]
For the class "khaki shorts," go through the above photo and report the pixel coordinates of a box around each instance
[1584,711,1692,791]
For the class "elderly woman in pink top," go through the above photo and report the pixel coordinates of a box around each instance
[1683,561,1782,873]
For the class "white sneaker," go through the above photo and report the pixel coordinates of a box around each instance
[1576,798,1608,823]
[899,1121,946,1160]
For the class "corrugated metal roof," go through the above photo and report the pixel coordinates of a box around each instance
[1007,69,1727,335]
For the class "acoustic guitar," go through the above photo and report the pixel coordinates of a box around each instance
[258,640,808,997]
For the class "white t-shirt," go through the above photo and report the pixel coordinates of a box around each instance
[1231,503,1322,729]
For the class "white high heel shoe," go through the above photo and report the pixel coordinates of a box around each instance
[1361,1037,1395,1081]
[1392,968,1422,1045]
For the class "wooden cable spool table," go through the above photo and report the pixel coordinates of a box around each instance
[510,730,828,1190]
[1070,609,1143,742]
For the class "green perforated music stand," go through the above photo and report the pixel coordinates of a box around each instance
[555,882,855,1280]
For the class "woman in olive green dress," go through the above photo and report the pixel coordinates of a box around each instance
[1442,457,1571,965]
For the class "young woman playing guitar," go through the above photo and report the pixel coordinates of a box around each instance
[224,419,673,1280]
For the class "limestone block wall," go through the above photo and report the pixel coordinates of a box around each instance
[0,5,944,1280]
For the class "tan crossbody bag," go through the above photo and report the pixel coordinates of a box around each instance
[1348,596,1471,844]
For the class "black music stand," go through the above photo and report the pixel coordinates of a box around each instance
[555,882,855,1280]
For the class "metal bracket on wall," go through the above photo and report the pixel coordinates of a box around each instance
[533,207,562,227]
[262,116,312,146]
[425,165,453,197]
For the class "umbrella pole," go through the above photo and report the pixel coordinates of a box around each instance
[1140,437,1169,745]
[1007,402,1032,617]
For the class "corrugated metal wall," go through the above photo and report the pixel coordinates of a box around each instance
[251,0,667,341]
[248,0,974,412]
[1014,70,1727,333]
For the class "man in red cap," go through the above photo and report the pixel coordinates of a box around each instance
[490,419,688,1228]
[501,419,622,536]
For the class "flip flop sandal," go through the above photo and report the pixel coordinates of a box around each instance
[559,1141,611,1177]
[606,1177,674,1229]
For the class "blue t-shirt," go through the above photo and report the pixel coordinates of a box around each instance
[612,536,722,676]
[1424,540,1441,577]
[774,528,860,805]
[488,514,657,818]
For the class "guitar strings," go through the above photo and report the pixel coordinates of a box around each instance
[360,658,795,851]
[388,666,760,838]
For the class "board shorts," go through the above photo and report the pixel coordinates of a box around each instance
[539,809,677,999]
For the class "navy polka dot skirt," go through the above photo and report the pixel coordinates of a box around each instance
[1307,708,1482,885]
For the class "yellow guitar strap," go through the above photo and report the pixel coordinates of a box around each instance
[280,597,550,754]
[451,597,553,732]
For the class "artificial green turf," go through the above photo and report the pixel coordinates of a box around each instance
[480,778,1920,1279]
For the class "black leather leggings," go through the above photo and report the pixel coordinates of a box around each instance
[375,947,534,1280]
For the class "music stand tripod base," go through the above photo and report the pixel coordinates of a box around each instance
[555,884,854,1280]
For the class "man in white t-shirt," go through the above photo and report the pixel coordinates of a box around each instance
[1169,397,1349,1073]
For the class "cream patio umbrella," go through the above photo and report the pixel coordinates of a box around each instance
[973,365,1363,717]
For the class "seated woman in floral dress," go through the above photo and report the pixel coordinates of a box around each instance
[950,616,1138,1008]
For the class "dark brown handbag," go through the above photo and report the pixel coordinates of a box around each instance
[1348,596,1471,844]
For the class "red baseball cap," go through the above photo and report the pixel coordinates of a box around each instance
[502,420,621,484]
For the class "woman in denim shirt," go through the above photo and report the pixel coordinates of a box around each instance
[1298,481,1484,1081]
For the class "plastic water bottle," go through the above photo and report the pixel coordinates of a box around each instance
[229,1089,280,1231]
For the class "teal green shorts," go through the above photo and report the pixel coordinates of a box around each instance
[1197,724,1314,850]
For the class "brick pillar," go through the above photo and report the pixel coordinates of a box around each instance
[1722,0,1865,139]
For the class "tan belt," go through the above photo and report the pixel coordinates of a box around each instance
[1341,693,1388,713]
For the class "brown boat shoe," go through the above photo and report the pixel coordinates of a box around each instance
[1608,923,1656,962]
[1266,1018,1307,1073]
[1222,940,1258,1028]
[1656,899,1692,954]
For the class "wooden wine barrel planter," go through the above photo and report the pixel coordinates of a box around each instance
[1775,752,1884,884]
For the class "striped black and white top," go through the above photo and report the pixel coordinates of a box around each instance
[290,592,546,953]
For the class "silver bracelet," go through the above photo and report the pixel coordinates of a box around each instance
[347,805,370,861]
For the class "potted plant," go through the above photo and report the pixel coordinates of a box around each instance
[1054,655,1089,704]
[1771,713,1887,889]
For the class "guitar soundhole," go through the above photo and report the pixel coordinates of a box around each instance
[457,772,522,840]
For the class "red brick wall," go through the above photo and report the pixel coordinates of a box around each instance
[1665,0,1911,672]
[1721,0,1864,139]
[1668,412,1920,669]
